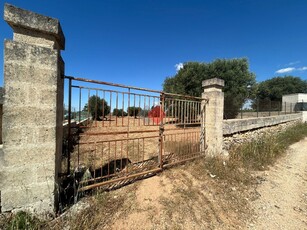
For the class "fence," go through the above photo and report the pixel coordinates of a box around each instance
[225,98,304,120]
[63,76,205,193]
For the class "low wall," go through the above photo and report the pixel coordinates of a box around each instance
[63,118,91,136]
[223,113,302,135]
[302,112,307,122]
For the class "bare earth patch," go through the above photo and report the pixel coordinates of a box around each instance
[248,137,307,229]
[100,161,252,230]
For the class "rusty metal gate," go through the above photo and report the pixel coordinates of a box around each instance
[62,76,206,194]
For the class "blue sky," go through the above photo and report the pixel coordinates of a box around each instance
[1,0,307,92]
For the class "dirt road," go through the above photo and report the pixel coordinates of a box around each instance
[248,137,307,229]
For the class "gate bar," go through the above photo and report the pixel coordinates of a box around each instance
[78,168,163,192]
[65,75,204,101]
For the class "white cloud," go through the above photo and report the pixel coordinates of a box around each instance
[288,61,300,66]
[275,67,295,74]
[175,63,184,72]
[298,66,307,71]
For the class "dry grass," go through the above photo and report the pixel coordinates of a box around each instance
[230,122,307,170]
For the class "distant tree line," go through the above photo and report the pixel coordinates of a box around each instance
[83,68,307,121]
[163,59,307,118]
[82,96,147,120]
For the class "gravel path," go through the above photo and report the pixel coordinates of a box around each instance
[248,137,307,229]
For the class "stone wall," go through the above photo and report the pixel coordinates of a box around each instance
[0,4,64,216]
[223,113,302,135]
[224,120,300,150]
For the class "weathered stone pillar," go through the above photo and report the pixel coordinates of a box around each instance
[0,4,64,216]
[202,78,224,156]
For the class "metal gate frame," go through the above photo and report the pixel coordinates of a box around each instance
[63,76,206,192]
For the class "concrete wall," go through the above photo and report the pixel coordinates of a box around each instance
[302,112,307,122]
[0,4,64,216]
[223,113,302,135]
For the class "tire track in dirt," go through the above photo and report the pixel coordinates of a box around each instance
[248,137,307,229]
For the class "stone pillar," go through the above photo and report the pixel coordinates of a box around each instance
[202,78,224,156]
[0,87,3,144]
[0,4,65,216]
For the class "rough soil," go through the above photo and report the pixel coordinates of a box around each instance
[247,137,307,229]
[101,164,252,230]
[49,157,253,230]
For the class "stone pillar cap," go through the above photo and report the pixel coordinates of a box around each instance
[202,78,225,88]
[4,3,65,50]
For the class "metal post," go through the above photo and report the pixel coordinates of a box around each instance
[67,77,72,175]
[78,88,81,123]
[159,93,165,168]
[200,102,206,152]
[127,88,130,138]
[257,98,259,118]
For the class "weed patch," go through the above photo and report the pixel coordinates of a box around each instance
[230,122,307,170]
[3,211,44,230]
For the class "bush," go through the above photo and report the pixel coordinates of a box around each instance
[112,108,127,117]
[127,106,142,117]
[83,95,110,120]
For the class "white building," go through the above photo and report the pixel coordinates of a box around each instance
[282,93,307,112]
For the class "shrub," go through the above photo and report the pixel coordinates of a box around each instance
[112,108,127,117]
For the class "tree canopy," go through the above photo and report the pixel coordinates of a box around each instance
[83,95,110,120]
[256,76,307,101]
[112,108,128,117]
[163,58,256,119]
[127,106,142,118]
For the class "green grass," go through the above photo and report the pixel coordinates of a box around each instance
[4,211,44,230]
